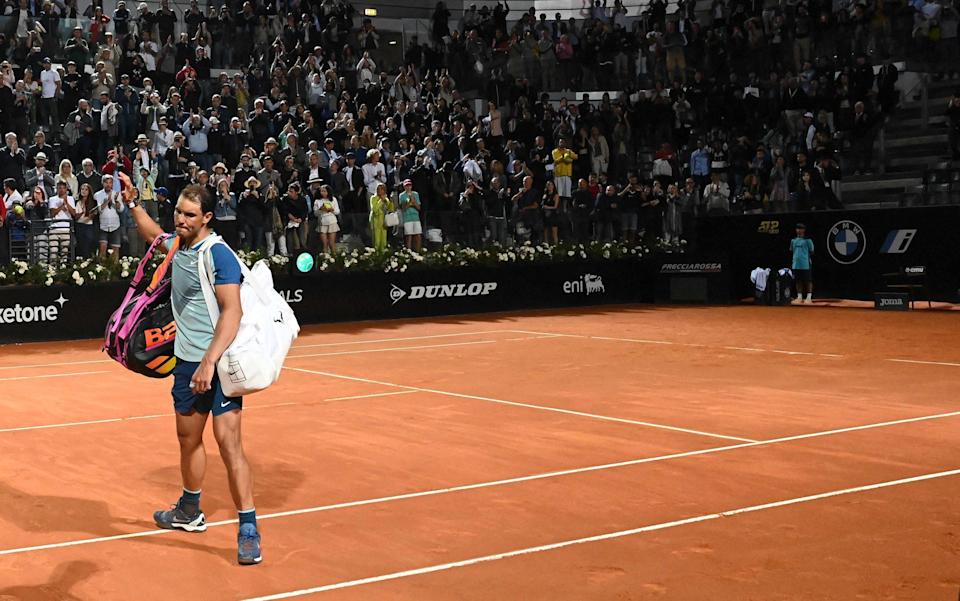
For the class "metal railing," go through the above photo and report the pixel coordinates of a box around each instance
[8,219,76,265]
[921,166,960,205]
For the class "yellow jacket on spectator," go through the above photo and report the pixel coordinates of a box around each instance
[369,193,395,252]
[551,148,577,178]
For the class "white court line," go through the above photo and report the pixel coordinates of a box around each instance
[0,358,113,371]
[0,417,123,433]
[0,331,533,371]
[513,329,844,359]
[500,335,565,342]
[283,366,757,444]
[323,391,418,402]
[291,330,514,349]
[242,467,960,600]
[287,334,553,360]
[1,408,957,557]
[507,329,589,339]
[0,370,109,382]
[0,390,416,434]
[888,358,960,368]
[592,335,675,346]
[286,340,499,360]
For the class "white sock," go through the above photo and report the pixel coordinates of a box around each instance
[806,293,812,301]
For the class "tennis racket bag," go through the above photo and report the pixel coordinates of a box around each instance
[769,268,795,306]
[103,234,181,377]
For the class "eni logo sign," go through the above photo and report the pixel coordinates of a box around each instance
[563,274,606,296]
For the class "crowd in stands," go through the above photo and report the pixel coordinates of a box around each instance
[0,0,957,263]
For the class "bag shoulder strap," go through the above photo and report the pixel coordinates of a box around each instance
[197,235,260,324]
[197,234,228,324]
[147,235,179,293]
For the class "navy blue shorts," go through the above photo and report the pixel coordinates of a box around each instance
[172,359,242,416]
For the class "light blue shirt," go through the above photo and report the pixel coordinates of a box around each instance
[791,237,814,270]
[166,237,243,362]
[690,149,711,177]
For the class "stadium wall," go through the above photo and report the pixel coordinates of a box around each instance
[0,259,662,343]
[698,206,960,303]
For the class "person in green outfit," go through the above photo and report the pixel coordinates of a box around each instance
[369,182,395,251]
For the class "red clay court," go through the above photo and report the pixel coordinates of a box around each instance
[0,304,958,600]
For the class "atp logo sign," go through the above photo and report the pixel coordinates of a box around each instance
[757,220,780,234]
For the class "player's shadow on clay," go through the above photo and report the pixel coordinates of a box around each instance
[0,560,97,601]
[0,481,233,563]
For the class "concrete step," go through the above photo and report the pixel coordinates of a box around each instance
[885,115,948,131]
[843,197,911,209]
[879,132,949,145]
[893,104,948,121]
[886,155,954,169]
[901,95,954,111]
[842,170,923,182]
[924,77,960,90]
[904,90,957,104]
[841,191,912,209]
[887,154,957,168]
[840,177,922,194]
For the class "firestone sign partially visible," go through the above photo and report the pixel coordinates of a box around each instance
[0,294,68,324]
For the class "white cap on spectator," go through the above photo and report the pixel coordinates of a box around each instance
[803,111,814,119]
[35,152,47,161]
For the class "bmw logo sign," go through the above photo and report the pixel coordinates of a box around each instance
[827,220,866,264]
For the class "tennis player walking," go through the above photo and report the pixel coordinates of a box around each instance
[125,175,262,565]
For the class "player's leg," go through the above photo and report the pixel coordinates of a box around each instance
[213,408,261,565]
[177,410,209,497]
[155,362,211,532]
[154,410,209,531]
[212,409,254,510]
